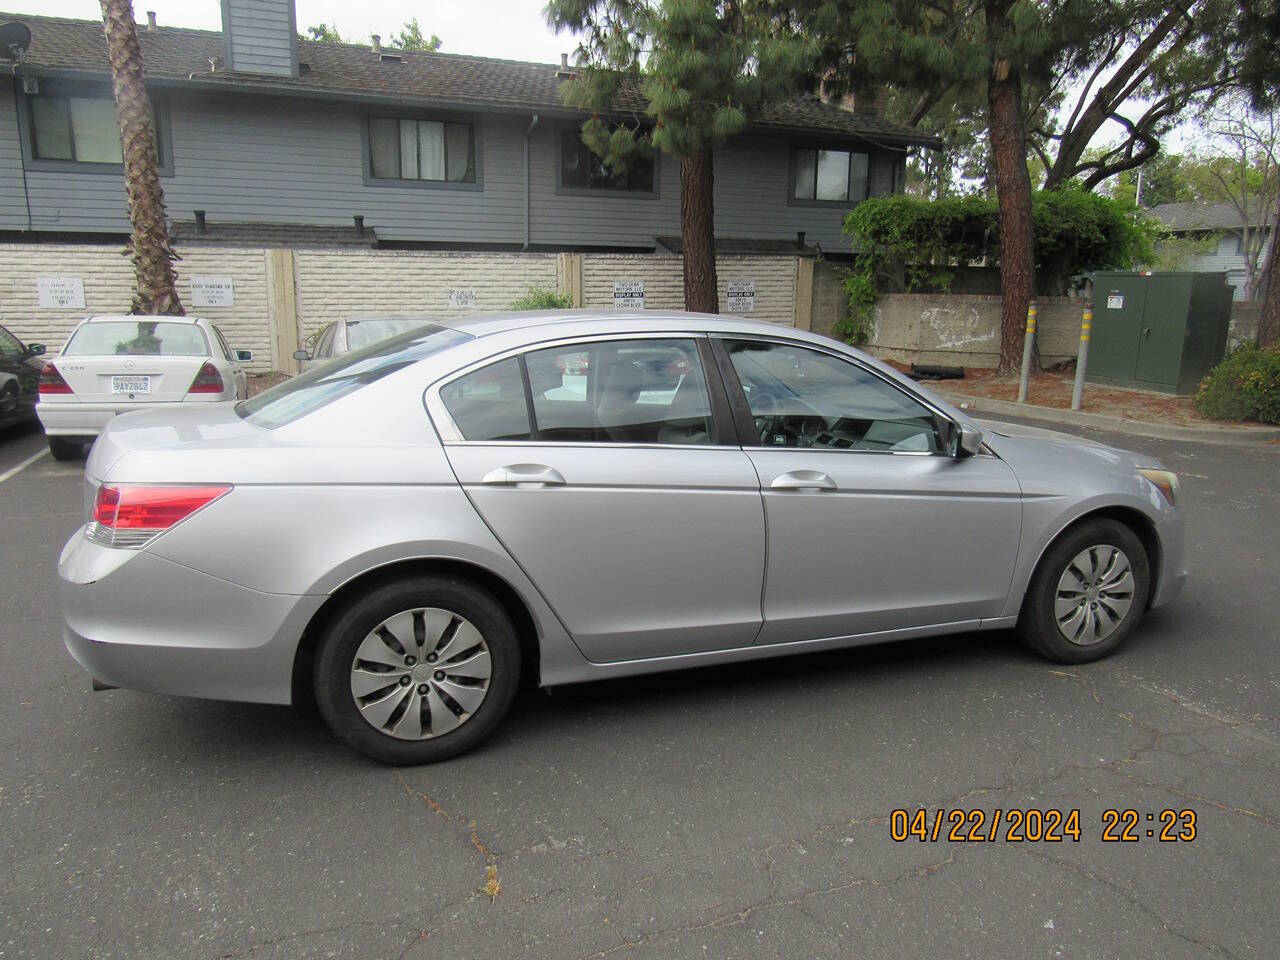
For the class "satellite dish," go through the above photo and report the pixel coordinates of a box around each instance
[0,22,32,61]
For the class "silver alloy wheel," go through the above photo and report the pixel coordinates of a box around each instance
[349,607,492,740]
[1054,545,1135,646]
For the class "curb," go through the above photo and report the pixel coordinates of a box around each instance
[935,392,1280,445]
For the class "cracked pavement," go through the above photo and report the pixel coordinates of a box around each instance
[0,416,1275,959]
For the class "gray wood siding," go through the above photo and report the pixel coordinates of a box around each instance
[1178,232,1274,300]
[0,83,904,250]
[223,0,297,77]
[0,86,30,230]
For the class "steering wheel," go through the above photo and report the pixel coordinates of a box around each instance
[749,387,783,444]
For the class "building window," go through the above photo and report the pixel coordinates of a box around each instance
[29,95,163,166]
[559,130,654,193]
[368,117,475,183]
[792,147,869,202]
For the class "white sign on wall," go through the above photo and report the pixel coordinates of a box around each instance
[1106,293,1124,310]
[613,280,644,310]
[37,277,85,309]
[726,279,755,313]
[190,276,235,307]
[449,288,477,308]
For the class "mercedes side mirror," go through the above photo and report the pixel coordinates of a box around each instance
[235,349,253,362]
[951,421,983,458]
[26,343,45,357]
[292,349,310,362]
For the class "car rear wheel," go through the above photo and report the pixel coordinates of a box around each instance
[47,437,84,461]
[313,576,520,764]
[1017,518,1151,664]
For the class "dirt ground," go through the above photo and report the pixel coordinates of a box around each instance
[884,362,1216,427]
[246,372,290,397]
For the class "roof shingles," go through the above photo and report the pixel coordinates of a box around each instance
[3,11,939,147]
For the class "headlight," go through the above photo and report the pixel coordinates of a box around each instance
[1138,469,1178,506]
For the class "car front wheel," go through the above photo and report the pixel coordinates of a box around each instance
[1018,518,1151,664]
[313,576,520,764]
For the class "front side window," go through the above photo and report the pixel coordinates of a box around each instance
[30,95,163,166]
[439,338,713,445]
[368,117,475,183]
[0,327,22,358]
[725,339,943,452]
[559,130,654,193]
[63,321,209,357]
[792,147,869,202]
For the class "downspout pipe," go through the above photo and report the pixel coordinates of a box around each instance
[523,114,539,250]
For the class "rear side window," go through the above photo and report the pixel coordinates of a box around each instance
[438,338,714,445]
[438,357,532,441]
[237,324,468,429]
[64,321,209,357]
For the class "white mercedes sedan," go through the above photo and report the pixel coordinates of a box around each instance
[36,315,251,460]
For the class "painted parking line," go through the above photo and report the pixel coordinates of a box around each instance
[0,447,49,484]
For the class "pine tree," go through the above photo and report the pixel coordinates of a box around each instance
[546,0,810,312]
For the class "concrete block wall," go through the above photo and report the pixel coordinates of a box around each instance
[0,244,276,371]
[0,244,807,375]
[292,251,559,339]
[866,294,1084,369]
[580,254,797,325]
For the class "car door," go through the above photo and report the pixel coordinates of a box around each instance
[429,334,766,663]
[714,336,1023,646]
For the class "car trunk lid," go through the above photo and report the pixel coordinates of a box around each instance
[52,355,213,402]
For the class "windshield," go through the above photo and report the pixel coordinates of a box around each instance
[236,324,468,429]
[346,318,433,350]
[64,321,209,357]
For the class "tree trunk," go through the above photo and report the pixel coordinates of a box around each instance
[101,0,183,316]
[680,149,718,313]
[1259,199,1280,347]
[985,1,1035,375]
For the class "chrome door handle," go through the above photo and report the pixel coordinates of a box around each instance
[481,463,566,486]
[770,470,836,491]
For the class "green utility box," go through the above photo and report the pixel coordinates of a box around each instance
[1086,272,1233,395]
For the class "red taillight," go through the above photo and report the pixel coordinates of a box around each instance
[38,362,73,395]
[93,484,231,530]
[187,362,225,395]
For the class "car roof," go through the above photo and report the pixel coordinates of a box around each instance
[435,310,800,339]
[80,315,207,324]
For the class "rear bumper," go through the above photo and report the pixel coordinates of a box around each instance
[58,530,324,704]
[38,399,227,437]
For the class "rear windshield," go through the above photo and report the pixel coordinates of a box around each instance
[236,324,469,429]
[347,318,433,350]
[64,321,209,357]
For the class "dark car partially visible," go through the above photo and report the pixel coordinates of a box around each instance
[0,324,46,430]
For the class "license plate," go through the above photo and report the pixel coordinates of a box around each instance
[111,376,150,394]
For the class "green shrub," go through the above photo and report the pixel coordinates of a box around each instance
[836,188,1157,346]
[510,287,573,310]
[1194,345,1280,423]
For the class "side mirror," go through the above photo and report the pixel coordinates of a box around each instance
[26,343,45,357]
[292,349,310,362]
[235,349,253,362]
[951,421,983,458]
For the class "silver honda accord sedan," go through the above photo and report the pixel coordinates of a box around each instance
[59,312,1186,764]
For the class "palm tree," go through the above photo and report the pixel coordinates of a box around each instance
[100,0,183,315]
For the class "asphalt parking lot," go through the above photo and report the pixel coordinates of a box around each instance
[0,417,1276,960]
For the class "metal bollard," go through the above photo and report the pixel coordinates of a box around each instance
[1071,302,1092,411]
[1017,299,1037,403]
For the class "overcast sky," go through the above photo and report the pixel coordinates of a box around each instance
[28,0,574,63]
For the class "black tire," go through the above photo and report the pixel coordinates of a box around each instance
[313,576,521,764]
[47,436,83,461]
[1017,518,1151,664]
